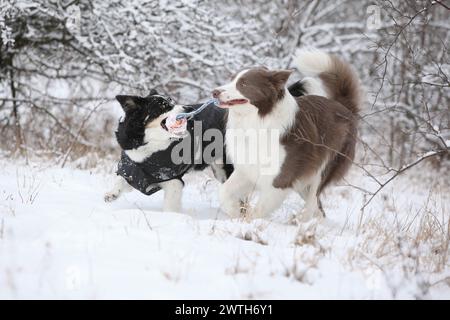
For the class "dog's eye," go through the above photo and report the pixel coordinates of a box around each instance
[166,97,174,105]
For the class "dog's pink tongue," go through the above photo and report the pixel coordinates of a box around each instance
[225,99,248,106]
[165,114,188,136]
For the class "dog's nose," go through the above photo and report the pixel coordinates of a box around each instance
[212,89,223,99]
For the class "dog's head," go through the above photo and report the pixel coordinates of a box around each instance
[115,89,175,150]
[212,68,293,117]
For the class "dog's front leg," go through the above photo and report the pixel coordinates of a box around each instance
[159,179,184,212]
[252,185,289,219]
[104,175,133,202]
[219,170,253,218]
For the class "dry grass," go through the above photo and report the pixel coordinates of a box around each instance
[346,184,450,298]
[1,102,119,170]
[226,254,254,275]
[235,226,269,246]
[15,168,42,205]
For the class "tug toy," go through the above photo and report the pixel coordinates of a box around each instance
[165,98,220,138]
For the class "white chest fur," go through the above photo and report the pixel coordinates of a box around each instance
[225,91,298,188]
[125,130,173,163]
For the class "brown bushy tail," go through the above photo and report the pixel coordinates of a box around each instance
[295,50,362,194]
[294,49,362,115]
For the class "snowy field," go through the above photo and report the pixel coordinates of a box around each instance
[0,158,449,299]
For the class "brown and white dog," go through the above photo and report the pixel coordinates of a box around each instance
[212,50,362,220]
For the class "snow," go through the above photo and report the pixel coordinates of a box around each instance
[1,0,448,300]
[0,159,449,299]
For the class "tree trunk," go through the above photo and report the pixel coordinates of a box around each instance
[8,60,26,158]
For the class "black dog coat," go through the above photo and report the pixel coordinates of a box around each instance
[117,101,231,195]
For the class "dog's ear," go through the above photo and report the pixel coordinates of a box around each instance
[148,89,158,96]
[288,80,306,97]
[116,95,141,112]
[269,69,294,87]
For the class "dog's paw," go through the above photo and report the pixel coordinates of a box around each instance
[297,208,325,223]
[219,187,241,218]
[219,199,243,219]
[104,192,119,203]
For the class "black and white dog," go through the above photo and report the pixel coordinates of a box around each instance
[104,89,233,212]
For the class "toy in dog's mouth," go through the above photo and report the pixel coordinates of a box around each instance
[218,99,248,108]
[161,115,188,138]
[160,98,219,138]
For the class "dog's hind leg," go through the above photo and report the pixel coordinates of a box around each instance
[295,172,325,221]
[104,176,133,202]
[318,198,326,218]
[159,179,184,212]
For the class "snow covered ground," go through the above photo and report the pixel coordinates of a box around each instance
[0,158,449,299]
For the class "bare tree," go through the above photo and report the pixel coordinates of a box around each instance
[0,0,448,179]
